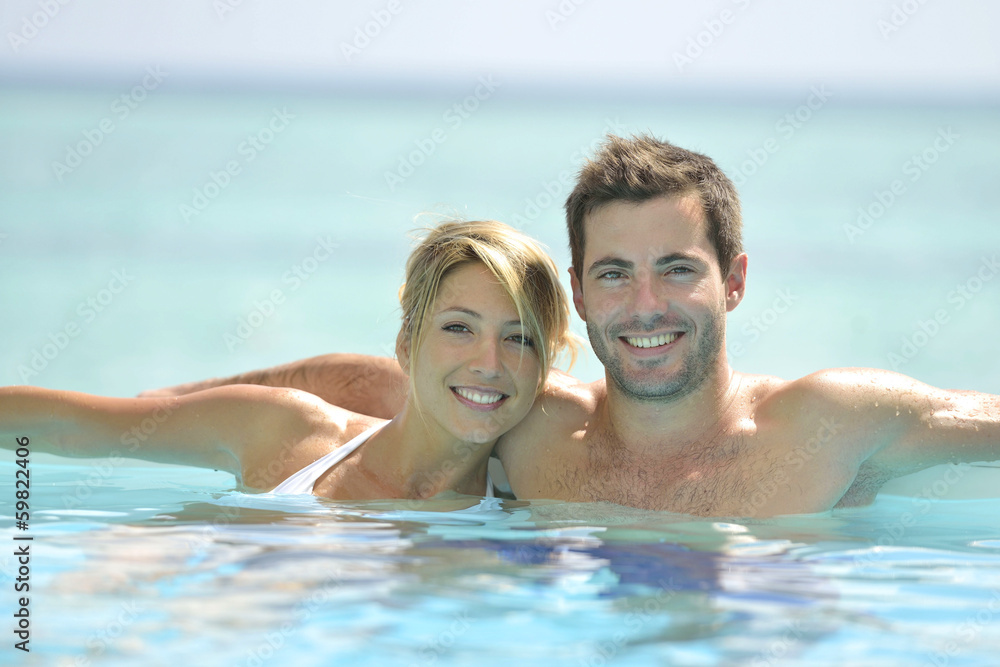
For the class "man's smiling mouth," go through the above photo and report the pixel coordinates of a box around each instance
[622,333,681,349]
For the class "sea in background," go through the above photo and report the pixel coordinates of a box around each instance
[2,82,1000,665]
[0,82,998,407]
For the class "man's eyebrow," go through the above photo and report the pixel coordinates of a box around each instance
[654,252,707,267]
[586,257,633,276]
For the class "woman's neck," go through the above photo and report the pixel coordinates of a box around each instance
[358,403,495,498]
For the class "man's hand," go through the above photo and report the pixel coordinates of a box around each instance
[139,353,408,419]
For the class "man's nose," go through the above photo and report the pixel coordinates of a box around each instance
[629,272,666,319]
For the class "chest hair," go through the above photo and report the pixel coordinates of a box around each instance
[545,428,776,515]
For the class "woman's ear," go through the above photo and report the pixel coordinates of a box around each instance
[395,326,411,374]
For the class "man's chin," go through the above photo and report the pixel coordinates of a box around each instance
[610,352,716,399]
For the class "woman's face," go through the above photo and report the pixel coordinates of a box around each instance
[407,261,542,445]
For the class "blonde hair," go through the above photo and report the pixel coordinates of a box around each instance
[398,220,577,392]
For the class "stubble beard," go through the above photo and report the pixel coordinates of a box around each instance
[588,308,726,402]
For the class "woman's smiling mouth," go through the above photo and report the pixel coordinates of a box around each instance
[452,386,508,410]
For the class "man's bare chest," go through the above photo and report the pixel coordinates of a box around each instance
[518,429,862,517]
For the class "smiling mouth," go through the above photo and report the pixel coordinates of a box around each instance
[622,333,681,349]
[452,386,507,407]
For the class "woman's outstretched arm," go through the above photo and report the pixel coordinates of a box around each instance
[1,384,339,483]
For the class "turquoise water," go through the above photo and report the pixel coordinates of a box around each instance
[2,459,1000,665]
[1,85,999,663]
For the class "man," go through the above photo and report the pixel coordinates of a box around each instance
[145,134,999,517]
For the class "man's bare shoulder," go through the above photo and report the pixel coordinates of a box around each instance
[537,369,606,425]
[754,367,918,414]
[749,367,928,462]
[496,370,604,456]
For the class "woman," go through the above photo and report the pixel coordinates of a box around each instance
[2,220,576,499]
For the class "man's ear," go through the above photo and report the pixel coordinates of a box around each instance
[724,253,748,312]
[395,327,411,374]
[569,267,587,321]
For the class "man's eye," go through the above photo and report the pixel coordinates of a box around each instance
[598,270,624,281]
[667,266,694,275]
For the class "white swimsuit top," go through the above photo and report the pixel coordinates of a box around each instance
[270,424,495,497]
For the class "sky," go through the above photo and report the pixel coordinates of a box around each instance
[2,0,999,100]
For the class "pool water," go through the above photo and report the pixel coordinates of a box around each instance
[3,458,1000,666]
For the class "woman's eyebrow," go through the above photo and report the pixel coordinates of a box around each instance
[438,306,522,327]
[438,306,481,319]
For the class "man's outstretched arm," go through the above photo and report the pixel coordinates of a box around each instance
[789,368,1000,478]
[139,353,408,419]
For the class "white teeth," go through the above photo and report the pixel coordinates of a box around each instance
[625,333,679,348]
[454,387,504,405]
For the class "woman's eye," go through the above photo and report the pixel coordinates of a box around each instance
[509,334,535,348]
[443,323,471,333]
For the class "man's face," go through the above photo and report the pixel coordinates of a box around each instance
[570,195,745,401]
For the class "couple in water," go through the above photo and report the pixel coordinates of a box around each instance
[5,134,999,517]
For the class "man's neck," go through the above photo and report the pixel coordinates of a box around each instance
[600,360,743,454]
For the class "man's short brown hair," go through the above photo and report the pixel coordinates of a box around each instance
[565,134,743,275]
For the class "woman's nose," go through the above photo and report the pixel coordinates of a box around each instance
[468,338,503,378]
